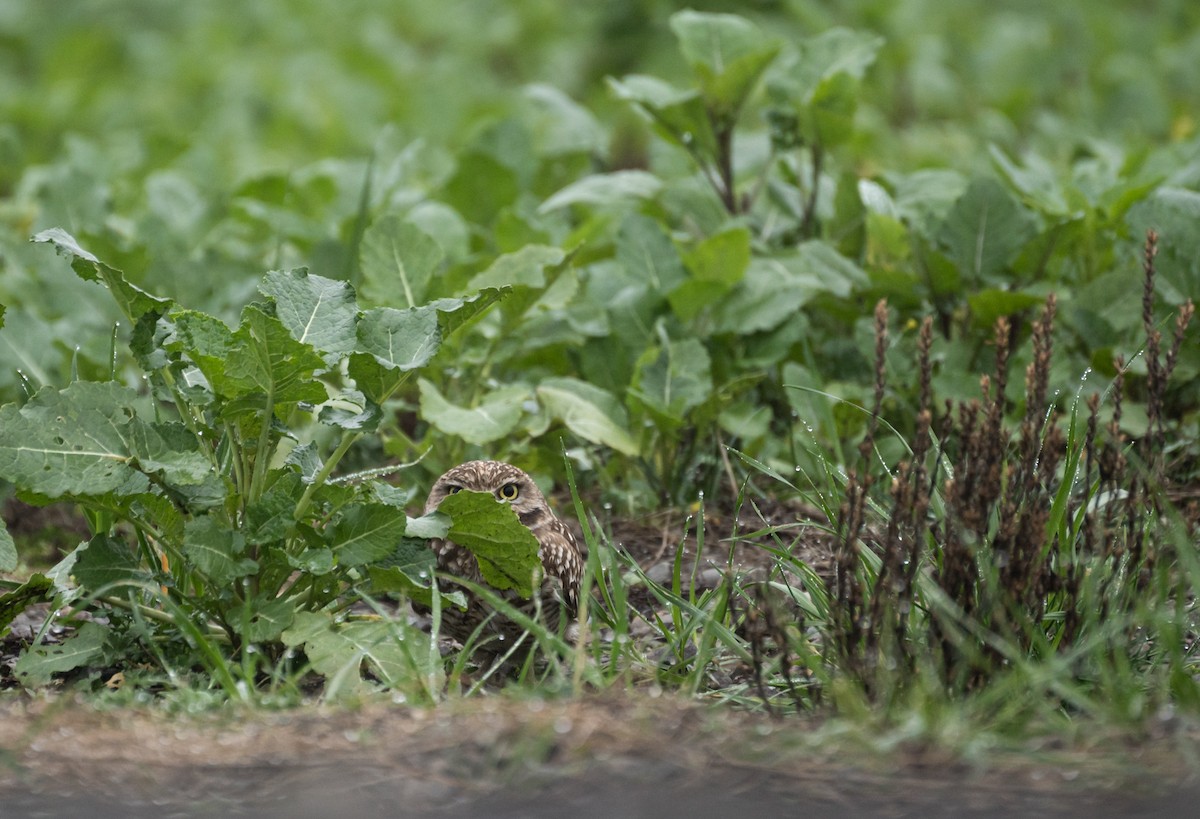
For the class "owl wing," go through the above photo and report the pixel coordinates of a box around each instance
[537,516,584,612]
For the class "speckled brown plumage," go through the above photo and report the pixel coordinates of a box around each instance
[422,460,583,651]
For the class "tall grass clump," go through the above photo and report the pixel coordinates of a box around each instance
[747,230,1196,724]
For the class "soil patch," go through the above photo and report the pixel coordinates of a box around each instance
[1,694,1196,818]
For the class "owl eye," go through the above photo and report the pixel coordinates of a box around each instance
[497,482,520,501]
[445,485,462,495]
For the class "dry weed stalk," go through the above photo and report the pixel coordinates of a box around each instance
[826,229,1194,696]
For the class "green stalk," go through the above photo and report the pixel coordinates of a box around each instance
[247,388,276,504]
[292,429,363,522]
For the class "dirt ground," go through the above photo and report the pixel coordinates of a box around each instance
[1,693,1198,819]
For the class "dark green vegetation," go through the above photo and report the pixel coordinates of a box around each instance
[0,0,1197,745]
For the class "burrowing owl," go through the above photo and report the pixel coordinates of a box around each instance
[422,460,583,650]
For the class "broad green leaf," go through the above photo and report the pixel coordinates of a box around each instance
[670,11,780,122]
[349,289,510,405]
[712,241,867,334]
[355,305,441,370]
[521,83,605,156]
[318,390,381,431]
[282,610,434,700]
[128,420,213,487]
[14,621,108,688]
[539,171,663,213]
[938,177,1039,283]
[769,28,882,104]
[245,473,302,544]
[237,596,296,643]
[368,538,442,607]
[989,146,1074,218]
[330,503,408,567]
[418,379,527,445]
[73,534,152,592]
[0,382,149,498]
[1125,188,1200,303]
[359,215,444,309]
[168,310,238,395]
[630,330,713,426]
[405,512,451,540]
[32,228,172,322]
[616,213,687,294]
[429,288,511,338]
[225,305,329,408]
[670,226,752,320]
[536,377,639,456]
[968,288,1051,327]
[468,244,565,291]
[438,490,541,598]
[607,75,717,158]
[183,515,257,586]
[1,573,51,632]
[0,519,14,573]
[767,29,882,147]
[260,268,359,359]
[442,151,519,226]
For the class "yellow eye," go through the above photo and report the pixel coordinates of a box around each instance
[445,485,462,495]
[498,482,520,501]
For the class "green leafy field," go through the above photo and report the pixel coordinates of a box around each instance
[0,0,1198,740]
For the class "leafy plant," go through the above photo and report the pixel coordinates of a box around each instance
[0,229,546,701]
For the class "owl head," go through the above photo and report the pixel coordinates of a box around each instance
[424,460,552,526]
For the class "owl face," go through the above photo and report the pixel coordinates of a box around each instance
[424,460,550,523]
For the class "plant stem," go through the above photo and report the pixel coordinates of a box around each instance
[293,430,363,521]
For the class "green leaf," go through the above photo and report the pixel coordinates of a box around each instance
[429,288,511,338]
[468,244,566,291]
[14,621,108,688]
[938,177,1039,283]
[282,610,434,700]
[539,170,663,212]
[767,28,882,148]
[442,151,519,226]
[359,215,444,309]
[437,490,541,598]
[368,538,442,607]
[183,515,257,586]
[225,304,329,407]
[168,310,238,395]
[536,377,639,456]
[967,288,1049,327]
[355,305,441,370]
[418,379,527,445]
[329,503,408,567]
[349,289,509,405]
[769,28,882,104]
[73,534,152,593]
[0,382,149,498]
[630,330,713,427]
[670,226,752,320]
[1,574,52,633]
[669,11,780,122]
[616,213,687,294]
[32,228,172,322]
[237,596,296,643]
[712,241,866,334]
[260,268,359,360]
[607,74,717,158]
[0,518,15,573]
[318,390,381,431]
